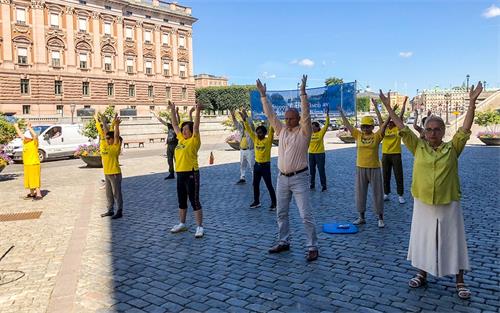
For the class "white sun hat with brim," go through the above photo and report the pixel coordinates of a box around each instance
[23,130,32,139]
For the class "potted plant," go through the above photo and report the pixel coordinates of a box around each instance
[74,143,102,168]
[0,151,13,173]
[475,111,500,146]
[337,128,355,143]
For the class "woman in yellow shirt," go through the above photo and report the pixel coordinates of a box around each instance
[240,110,276,210]
[96,114,124,220]
[380,83,483,300]
[308,106,330,191]
[373,98,407,204]
[14,122,42,200]
[168,101,205,238]
[339,108,390,228]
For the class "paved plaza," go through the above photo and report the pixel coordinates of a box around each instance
[0,132,499,313]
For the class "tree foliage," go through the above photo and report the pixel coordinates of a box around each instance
[195,85,256,112]
[356,96,371,112]
[81,106,116,139]
[475,110,500,133]
[325,77,344,86]
[0,113,26,145]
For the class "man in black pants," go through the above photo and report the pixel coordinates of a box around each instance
[165,123,178,179]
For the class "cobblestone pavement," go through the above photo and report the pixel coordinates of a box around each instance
[1,132,499,313]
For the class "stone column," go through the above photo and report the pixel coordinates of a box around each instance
[154,25,161,76]
[187,31,194,81]
[171,28,178,79]
[31,0,47,70]
[116,16,124,73]
[65,6,76,71]
[135,21,143,75]
[92,12,101,70]
[1,0,13,69]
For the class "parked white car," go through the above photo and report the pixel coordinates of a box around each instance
[5,124,93,162]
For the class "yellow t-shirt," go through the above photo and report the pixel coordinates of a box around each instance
[382,126,402,154]
[244,121,273,163]
[175,133,201,172]
[309,116,329,154]
[352,128,382,168]
[399,126,470,205]
[96,119,121,175]
[23,139,40,165]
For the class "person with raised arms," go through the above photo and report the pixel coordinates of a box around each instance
[239,109,276,210]
[168,101,205,238]
[257,75,319,262]
[308,106,330,191]
[379,83,483,300]
[339,106,390,228]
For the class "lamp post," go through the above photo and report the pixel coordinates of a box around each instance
[466,74,470,92]
[444,93,451,125]
[70,104,76,124]
[483,81,486,90]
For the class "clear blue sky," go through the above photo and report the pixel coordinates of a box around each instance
[181,0,499,95]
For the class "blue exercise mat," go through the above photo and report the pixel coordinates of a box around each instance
[322,223,358,234]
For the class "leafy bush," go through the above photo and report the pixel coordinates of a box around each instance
[475,111,500,136]
[0,113,26,145]
[81,106,115,139]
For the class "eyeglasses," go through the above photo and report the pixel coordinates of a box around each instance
[424,128,443,133]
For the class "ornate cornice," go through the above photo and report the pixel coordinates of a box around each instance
[30,0,45,9]
[65,6,74,15]
[0,0,11,5]
[92,12,100,20]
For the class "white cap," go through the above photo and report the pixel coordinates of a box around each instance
[23,130,32,139]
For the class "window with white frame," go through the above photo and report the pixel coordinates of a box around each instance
[125,27,133,40]
[107,83,114,96]
[165,86,171,99]
[126,58,134,73]
[182,87,187,100]
[51,51,61,67]
[104,56,112,71]
[148,85,154,98]
[144,30,152,43]
[104,22,112,35]
[82,81,90,96]
[16,8,26,24]
[128,84,135,97]
[20,79,30,95]
[162,62,170,76]
[54,80,62,95]
[162,33,169,45]
[145,61,152,74]
[78,17,87,32]
[50,13,59,28]
[17,47,28,64]
[56,105,64,115]
[79,53,88,69]
[179,63,186,78]
[179,35,186,48]
[22,105,31,114]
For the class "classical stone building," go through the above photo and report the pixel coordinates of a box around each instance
[194,73,228,88]
[0,0,196,118]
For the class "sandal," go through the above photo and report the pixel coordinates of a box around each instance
[456,283,471,300]
[23,194,35,200]
[408,273,426,288]
[33,196,43,201]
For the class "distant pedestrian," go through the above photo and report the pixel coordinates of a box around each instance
[13,122,42,200]
[168,101,205,238]
[97,113,124,220]
[152,110,178,180]
[372,97,407,204]
[339,108,390,228]
[380,83,483,300]
[230,109,254,185]
[257,75,319,262]
[239,110,277,210]
[308,106,330,191]
[413,109,432,139]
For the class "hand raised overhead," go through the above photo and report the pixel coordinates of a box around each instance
[300,74,308,95]
[469,81,483,104]
[256,79,267,96]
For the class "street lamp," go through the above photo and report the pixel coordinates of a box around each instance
[70,104,76,124]
[466,74,470,92]
[483,81,487,90]
[444,93,451,125]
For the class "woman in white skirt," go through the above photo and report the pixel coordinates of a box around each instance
[379,82,483,300]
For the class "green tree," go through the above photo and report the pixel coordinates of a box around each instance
[195,85,256,113]
[0,113,26,144]
[81,106,115,139]
[325,77,344,86]
[475,110,500,133]
[356,96,371,112]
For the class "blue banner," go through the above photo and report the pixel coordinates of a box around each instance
[250,82,356,120]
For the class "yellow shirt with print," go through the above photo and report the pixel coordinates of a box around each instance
[96,120,121,175]
[399,126,470,205]
[23,139,40,165]
[351,128,383,168]
[175,133,201,172]
[309,116,329,154]
[244,121,273,163]
[382,126,402,154]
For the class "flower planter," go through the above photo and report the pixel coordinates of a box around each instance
[80,155,103,168]
[227,141,240,150]
[339,136,355,143]
[478,137,500,146]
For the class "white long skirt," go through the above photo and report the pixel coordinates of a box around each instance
[407,198,470,277]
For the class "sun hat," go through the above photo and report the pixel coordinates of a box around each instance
[23,130,32,139]
[360,116,374,126]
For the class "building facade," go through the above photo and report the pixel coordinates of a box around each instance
[194,73,228,88]
[0,0,196,117]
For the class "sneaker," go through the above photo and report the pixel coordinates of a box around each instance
[383,194,390,201]
[321,186,327,192]
[236,179,246,185]
[170,223,188,233]
[353,217,366,225]
[269,204,276,211]
[378,219,385,228]
[195,226,204,238]
[398,196,406,204]
[164,173,175,180]
[249,202,261,209]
